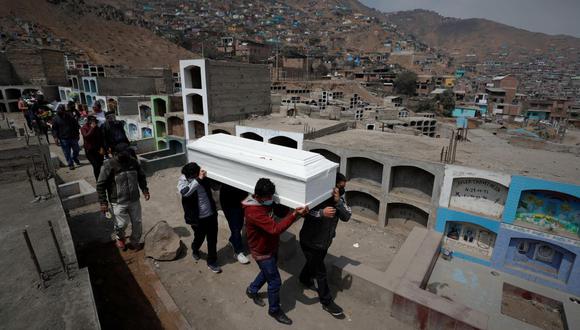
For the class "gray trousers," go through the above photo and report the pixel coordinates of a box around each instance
[111,201,142,243]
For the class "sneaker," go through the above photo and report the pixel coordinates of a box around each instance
[236,252,250,264]
[322,301,344,318]
[192,250,201,261]
[115,238,126,250]
[268,310,292,325]
[246,288,266,307]
[74,159,81,166]
[69,164,75,170]
[207,264,222,273]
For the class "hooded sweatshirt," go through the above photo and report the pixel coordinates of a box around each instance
[242,196,296,261]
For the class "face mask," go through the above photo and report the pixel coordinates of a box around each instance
[338,187,345,196]
[260,199,274,206]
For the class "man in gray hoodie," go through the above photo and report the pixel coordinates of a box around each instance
[97,143,150,250]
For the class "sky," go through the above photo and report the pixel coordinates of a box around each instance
[360,0,580,38]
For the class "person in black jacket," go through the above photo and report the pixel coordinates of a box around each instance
[102,111,130,155]
[177,162,221,273]
[97,143,150,250]
[52,105,81,170]
[219,183,250,264]
[299,172,351,318]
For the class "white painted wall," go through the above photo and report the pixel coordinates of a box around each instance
[180,59,209,141]
[235,125,304,149]
[439,165,511,218]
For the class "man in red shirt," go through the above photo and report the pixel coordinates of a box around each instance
[81,115,105,180]
[243,178,308,325]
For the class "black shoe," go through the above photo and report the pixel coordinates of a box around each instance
[322,301,344,318]
[192,250,200,261]
[74,159,81,166]
[69,164,75,170]
[246,288,266,307]
[268,310,292,325]
[207,263,222,273]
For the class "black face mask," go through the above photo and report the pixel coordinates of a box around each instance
[338,187,345,196]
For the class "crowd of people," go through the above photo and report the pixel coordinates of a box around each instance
[18,92,130,178]
[32,92,353,325]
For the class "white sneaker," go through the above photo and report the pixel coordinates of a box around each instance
[236,252,250,264]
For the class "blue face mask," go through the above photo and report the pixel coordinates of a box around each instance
[261,199,274,206]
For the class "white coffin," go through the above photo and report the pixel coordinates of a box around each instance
[187,134,338,208]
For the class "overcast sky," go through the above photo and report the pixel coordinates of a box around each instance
[360,0,580,37]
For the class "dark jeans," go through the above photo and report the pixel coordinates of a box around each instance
[191,214,218,265]
[85,149,104,180]
[248,256,282,314]
[222,207,244,253]
[300,244,332,305]
[24,112,32,130]
[60,138,80,166]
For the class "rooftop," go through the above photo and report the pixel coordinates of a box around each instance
[485,87,506,93]
[216,113,345,133]
[308,129,580,185]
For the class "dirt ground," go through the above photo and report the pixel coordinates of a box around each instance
[55,145,412,329]
[501,283,565,330]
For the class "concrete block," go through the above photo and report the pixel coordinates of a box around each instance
[330,255,394,308]
[139,151,187,177]
[384,227,428,288]
[58,179,98,210]
[50,151,63,168]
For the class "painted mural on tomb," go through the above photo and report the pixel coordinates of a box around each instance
[516,190,580,236]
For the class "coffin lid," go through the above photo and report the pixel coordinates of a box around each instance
[188,134,338,181]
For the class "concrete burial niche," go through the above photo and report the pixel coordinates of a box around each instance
[187,134,338,208]
[443,221,497,260]
[240,131,263,142]
[505,238,575,282]
[139,104,152,123]
[310,148,341,166]
[211,129,231,135]
[187,120,205,139]
[346,190,380,223]
[127,122,139,140]
[167,116,184,137]
[183,64,202,89]
[141,126,153,138]
[155,121,167,138]
[186,94,203,115]
[269,135,298,149]
[386,202,429,229]
[346,156,383,186]
[449,177,508,218]
[153,98,167,117]
[58,179,98,210]
[389,165,435,201]
[139,148,187,177]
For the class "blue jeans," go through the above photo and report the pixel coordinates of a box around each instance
[248,256,281,314]
[223,207,244,253]
[60,138,80,166]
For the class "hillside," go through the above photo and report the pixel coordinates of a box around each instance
[387,9,580,61]
[0,0,196,70]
